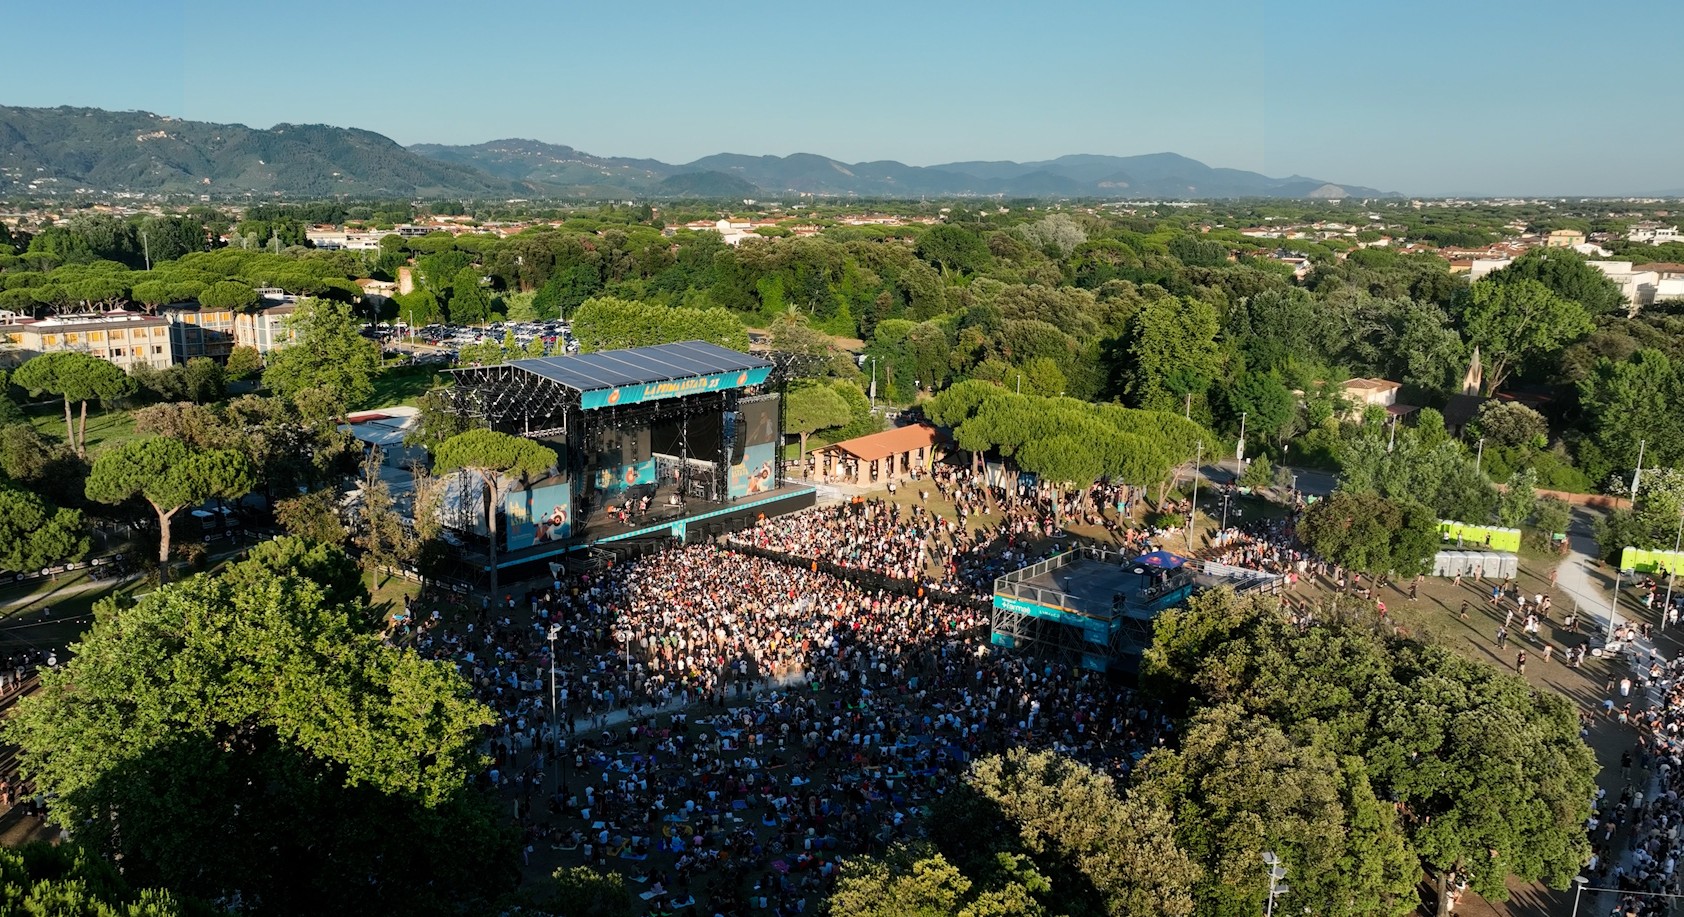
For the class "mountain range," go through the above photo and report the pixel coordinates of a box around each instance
[0,105,1395,200]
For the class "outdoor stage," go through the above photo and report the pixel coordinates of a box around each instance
[991,548,1198,673]
[443,341,808,578]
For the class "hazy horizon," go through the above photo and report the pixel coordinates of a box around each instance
[11,0,1683,198]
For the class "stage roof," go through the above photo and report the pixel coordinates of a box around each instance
[453,341,773,411]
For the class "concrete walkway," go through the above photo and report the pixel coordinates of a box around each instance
[1554,515,1618,640]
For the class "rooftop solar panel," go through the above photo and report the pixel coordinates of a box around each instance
[480,341,772,395]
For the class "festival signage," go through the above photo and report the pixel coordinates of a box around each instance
[580,367,771,410]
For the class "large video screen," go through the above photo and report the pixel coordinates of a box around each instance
[504,476,572,549]
[741,396,780,446]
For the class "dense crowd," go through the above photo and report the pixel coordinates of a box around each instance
[408,544,1173,914]
[727,467,1145,600]
[1604,653,1684,914]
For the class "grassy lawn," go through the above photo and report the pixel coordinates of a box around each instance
[361,365,444,410]
[0,569,144,657]
[28,406,137,452]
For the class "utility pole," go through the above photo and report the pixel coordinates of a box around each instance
[1387,414,1397,453]
[547,624,559,791]
[1236,411,1247,479]
[1186,440,1203,550]
[1632,438,1647,504]
[1664,504,1684,632]
[869,358,878,410]
[1475,437,1486,477]
[140,229,151,271]
[1607,564,1623,644]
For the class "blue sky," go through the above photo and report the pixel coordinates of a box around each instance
[10,0,1679,196]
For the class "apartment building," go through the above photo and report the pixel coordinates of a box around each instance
[163,304,238,361]
[0,311,174,370]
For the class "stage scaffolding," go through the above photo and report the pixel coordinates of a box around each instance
[991,547,1196,672]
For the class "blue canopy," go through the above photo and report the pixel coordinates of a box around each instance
[1133,550,1187,570]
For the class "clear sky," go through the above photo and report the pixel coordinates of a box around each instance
[10,0,1679,197]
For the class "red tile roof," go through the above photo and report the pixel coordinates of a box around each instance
[822,423,943,463]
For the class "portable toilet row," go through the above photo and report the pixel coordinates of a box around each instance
[1434,550,1518,579]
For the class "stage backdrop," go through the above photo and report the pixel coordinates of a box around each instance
[505,476,572,549]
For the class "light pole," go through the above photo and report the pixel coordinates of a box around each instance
[1569,880,1684,914]
[1387,414,1397,453]
[1475,437,1485,477]
[1261,851,1289,917]
[1632,437,1647,504]
[1186,440,1203,550]
[1606,563,1623,644]
[1663,503,1684,632]
[1236,411,1248,479]
[869,357,879,410]
[1220,489,1234,534]
[547,623,560,792]
[1569,875,1589,916]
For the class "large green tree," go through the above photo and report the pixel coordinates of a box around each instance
[4,559,508,916]
[1461,277,1593,394]
[1575,348,1684,484]
[1121,295,1223,413]
[0,842,182,916]
[84,436,253,579]
[0,483,87,573]
[570,296,749,352]
[785,383,852,464]
[432,429,557,597]
[1135,706,1418,917]
[1145,590,1597,902]
[933,749,1201,917]
[261,298,382,413]
[1489,247,1625,316]
[12,350,137,456]
[1298,489,1439,577]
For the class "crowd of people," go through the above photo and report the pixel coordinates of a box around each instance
[1601,652,1684,913]
[391,467,1674,915]
[405,542,1174,914]
[727,467,1146,601]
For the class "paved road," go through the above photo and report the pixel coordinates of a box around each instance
[1186,462,1338,498]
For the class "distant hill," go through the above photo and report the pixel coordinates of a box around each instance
[420,141,1396,199]
[0,105,1397,200]
[657,170,759,198]
[0,105,523,198]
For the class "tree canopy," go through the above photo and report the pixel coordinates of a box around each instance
[1144,590,1597,902]
[432,429,557,596]
[261,298,383,413]
[4,550,509,915]
[84,436,253,578]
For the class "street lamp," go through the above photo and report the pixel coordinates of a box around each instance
[1569,875,1589,917]
[1186,440,1203,550]
[1475,437,1486,477]
[547,623,560,792]
[1261,851,1289,917]
[1236,411,1248,478]
[1663,503,1684,632]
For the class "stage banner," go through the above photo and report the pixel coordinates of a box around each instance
[594,458,656,494]
[728,442,777,499]
[581,367,771,410]
[505,477,572,549]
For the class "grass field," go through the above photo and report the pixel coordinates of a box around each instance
[28,405,137,452]
[361,365,444,410]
